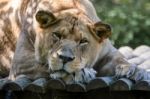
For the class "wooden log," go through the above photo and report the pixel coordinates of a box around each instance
[25,78,48,93]
[110,91,137,99]
[0,78,10,90]
[4,90,18,99]
[51,90,83,99]
[3,81,22,91]
[2,75,32,91]
[13,91,52,99]
[67,83,86,92]
[87,77,114,91]
[14,76,32,90]
[47,79,65,90]
[0,91,5,99]
[134,80,150,90]
[111,78,133,91]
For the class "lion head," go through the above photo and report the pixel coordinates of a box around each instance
[33,10,111,82]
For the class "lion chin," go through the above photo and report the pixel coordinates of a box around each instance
[49,67,97,84]
[48,52,97,84]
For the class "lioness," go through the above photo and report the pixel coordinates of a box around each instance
[0,0,149,84]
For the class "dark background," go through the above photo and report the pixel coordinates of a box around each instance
[92,0,150,48]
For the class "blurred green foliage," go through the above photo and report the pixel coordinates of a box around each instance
[92,0,150,48]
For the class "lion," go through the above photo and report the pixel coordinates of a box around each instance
[0,0,149,84]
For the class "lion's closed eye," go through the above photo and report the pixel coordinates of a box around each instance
[79,38,89,46]
[52,32,62,39]
[52,32,62,43]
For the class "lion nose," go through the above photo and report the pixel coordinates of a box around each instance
[59,54,75,64]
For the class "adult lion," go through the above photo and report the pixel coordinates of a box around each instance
[0,0,149,84]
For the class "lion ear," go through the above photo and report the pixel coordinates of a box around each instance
[94,21,112,41]
[35,10,58,28]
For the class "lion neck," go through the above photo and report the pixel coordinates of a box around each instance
[91,39,117,68]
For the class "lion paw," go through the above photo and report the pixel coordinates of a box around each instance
[115,64,136,78]
[134,69,146,81]
[115,64,150,81]
[130,68,150,81]
[73,68,97,83]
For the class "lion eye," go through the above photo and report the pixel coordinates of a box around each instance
[79,38,89,45]
[52,32,61,39]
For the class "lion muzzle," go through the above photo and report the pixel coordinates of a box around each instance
[57,47,75,65]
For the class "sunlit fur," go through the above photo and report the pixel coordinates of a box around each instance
[1,0,147,84]
[0,0,100,83]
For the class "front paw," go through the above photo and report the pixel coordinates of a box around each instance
[130,68,150,81]
[115,64,150,81]
[74,68,97,83]
[115,64,136,78]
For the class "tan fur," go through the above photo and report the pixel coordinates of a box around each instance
[0,0,100,81]
[0,0,148,83]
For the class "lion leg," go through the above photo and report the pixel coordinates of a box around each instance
[128,67,150,81]
[115,62,150,81]
[112,51,150,81]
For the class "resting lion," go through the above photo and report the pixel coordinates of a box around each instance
[0,0,149,84]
